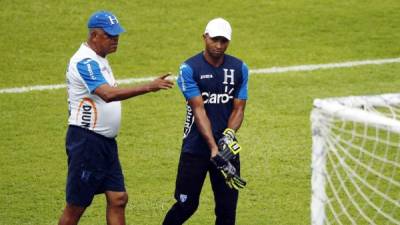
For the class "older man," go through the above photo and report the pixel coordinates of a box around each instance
[58,10,173,225]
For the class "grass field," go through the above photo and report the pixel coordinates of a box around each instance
[1,0,400,224]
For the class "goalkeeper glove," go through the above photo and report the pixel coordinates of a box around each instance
[211,153,247,190]
[218,128,242,161]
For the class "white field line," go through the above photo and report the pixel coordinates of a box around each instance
[1,57,400,94]
[251,57,400,74]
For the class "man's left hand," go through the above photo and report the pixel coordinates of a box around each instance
[211,153,246,190]
[218,129,241,161]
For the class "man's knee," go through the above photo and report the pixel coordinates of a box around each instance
[163,199,199,225]
[107,192,128,208]
[178,199,199,217]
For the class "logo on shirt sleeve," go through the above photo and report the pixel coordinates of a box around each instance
[82,59,97,80]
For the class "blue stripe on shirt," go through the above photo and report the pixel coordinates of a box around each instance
[177,63,200,100]
[237,63,249,100]
[77,58,107,93]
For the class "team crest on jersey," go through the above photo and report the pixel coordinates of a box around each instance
[76,98,98,129]
[223,68,235,85]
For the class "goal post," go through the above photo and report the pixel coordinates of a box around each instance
[311,93,400,225]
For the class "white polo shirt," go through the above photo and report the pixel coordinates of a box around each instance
[66,43,121,138]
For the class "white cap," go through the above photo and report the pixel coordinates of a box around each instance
[204,18,232,40]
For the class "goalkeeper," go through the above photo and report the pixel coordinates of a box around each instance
[163,18,249,225]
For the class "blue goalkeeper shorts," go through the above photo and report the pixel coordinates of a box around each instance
[65,125,125,207]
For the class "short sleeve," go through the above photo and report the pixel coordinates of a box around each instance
[177,63,201,100]
[237,63,249,100]
[76,58,107,93]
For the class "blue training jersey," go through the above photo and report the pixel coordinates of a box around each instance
[177,52,249,156]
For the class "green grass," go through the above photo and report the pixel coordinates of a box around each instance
[1,0,400,224]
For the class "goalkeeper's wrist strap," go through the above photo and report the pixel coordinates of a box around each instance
[228,141,241,155]
[223,128,236,140]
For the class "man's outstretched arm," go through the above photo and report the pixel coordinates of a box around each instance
[94,73,174,103]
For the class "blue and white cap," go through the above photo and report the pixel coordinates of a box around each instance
[88,11,125,36]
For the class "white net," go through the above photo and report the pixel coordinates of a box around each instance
[311,94,400,225]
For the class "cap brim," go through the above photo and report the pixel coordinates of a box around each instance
[206,31,231,40]
[103,24,125,36]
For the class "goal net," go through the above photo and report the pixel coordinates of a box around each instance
[311,93,400,225]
